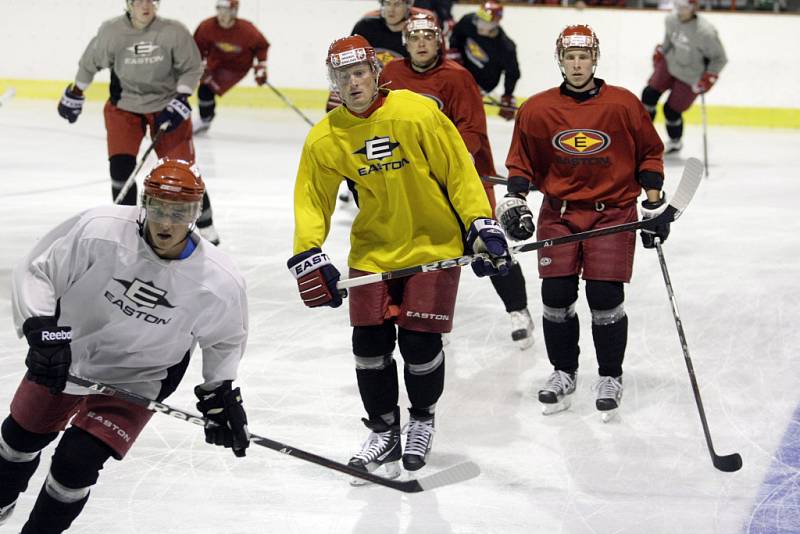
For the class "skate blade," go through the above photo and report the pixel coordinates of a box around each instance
[599,408,619,423]
[349,460,401,486]
[513,334,534,350]
[540,397,571,415]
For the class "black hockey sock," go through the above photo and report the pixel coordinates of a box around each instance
[0,416,57,506]
[399,329,445,414]
[663,103,684,140]
[196,191,214,229]
[21,489,89,534]
[593,316,627,377]
[109,154,137,205]
[0,455,40,506]
[641,86,661,121]
[355,360,400,422]
[404,360,444,415]
[489,261,528,312]
[197,84,216,121]
[542,315,580,373]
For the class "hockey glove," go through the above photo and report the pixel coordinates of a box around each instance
[195,382,250,457]
[287,248,343,308]
[155,94,192,133]
[652,45,665,68]
[499,95,516,121]
[254,62,268,86]
[57,85,84,124]
[640,192,670,249]
[495,193,535,241]
[466,218,512,277]
[693,71,718,94]
[22,317,72,394]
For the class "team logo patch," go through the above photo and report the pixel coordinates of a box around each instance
[539,257,552,267]
[215,41,243,54]
[113,278,174,309]
[376,49,402,66]
[354,136,400,161]
[126,41,160,56]
[465,38,489,65]
[552,129,611,155]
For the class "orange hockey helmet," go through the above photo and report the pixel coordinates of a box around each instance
[142,159,204,225]
[476,1,503,23]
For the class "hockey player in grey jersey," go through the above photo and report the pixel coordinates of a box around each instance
[0,159,250,532]
[56,0,222,244]
[640,0,727,154]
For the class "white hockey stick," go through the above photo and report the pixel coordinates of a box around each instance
[0,87,16,108]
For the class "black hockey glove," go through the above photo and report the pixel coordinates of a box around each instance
[155,94,192,133]
[495,193,535,241]
[195,381,250,458]
[640,192,670,249]
[57,85,84,124]
[466,218,512,277]
[22,317,72,394]
[287,248,343,308]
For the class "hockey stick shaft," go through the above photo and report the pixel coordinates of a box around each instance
[66,374,479,491]
[482,94,519,111]
[0,87,15,107]
[700,92,709,178]
[653,240,742,472]
[266,82,315,127]
[113,122,168,204]
[337,158,703,291]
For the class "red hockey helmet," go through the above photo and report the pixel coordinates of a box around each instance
[216,0,240,9]
[476,1,503,23]
[143,158,205,203]
[555,24,600,62]
[402,12,442,45]
[326,35,380,71]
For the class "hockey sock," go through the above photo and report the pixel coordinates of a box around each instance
[663,103,684,141]
[109,154,137,205]
[0,417,57,506]
[542,277,580,373]
[196,191,214,229]
[489,261,528,312]
[21,487,89,534]
[641,86,661,121]
[398,329,444,413]
[197,84,216,121]
[353,324,400,421]
[587,281,627,376]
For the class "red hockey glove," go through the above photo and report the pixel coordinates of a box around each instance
[254,62,267,86]
[693,72,718,94]
[499,95,516,121]
[652,45,665,68]
[287,248,343,308]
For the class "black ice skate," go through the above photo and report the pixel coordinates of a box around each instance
[402,413,435,472]
[0,500,15,526]
[538,370,577,415]
[347,418,401,485]
[594,375,623,423]
[509,308,534,350]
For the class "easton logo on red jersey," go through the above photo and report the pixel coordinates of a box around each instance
[552,129,611,155]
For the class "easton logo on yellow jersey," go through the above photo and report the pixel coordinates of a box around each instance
[354,136,409,176]
[552,129,611,155]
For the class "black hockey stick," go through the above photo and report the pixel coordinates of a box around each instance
[482,94,519,111]
[113,122,169,204]
[266,82,315,127]
[653,240,742,472]
[66,374,480,492]
[338,158,704,292]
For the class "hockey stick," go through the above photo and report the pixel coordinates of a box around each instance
[482,93,519,111]
[113,122,169,204]
[266,82,315,127]
[0,87,16,108]
[338,157,704,292]
[66,374,480,492]
[653,239,742,472]
[700,92,709,178]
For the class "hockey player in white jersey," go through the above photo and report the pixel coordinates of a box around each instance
[0,159,249,532]
[56,0,222,245]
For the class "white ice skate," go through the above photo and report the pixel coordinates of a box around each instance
[0,500,15,526]
[509,309,534,350]
[402,413,435,472]
[665,138,683,154]
[348,419,401,486]
[193,117,213,135]
[538,370,577,415]
[594,375,623,423]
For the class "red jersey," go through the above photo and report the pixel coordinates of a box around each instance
[380,58,495,176]
[194,17,269,74]
[506,81,664,205]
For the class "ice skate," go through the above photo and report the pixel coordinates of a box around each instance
[192,117,213,135]
[509,308,534,350]
[347,418,401,486]
[665,138,683,154]
[0,500,16,526]
[402,413,435,472]
[538,370,576,415]
[594,375,623,422]
[198,224,221,246]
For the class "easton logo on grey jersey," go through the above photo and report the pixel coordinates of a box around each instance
[124,41,164,65]
[104,278,175,325]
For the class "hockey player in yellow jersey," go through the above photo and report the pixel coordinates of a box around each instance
[287,35,512,481]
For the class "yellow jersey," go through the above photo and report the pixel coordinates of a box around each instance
[292,89,491,273]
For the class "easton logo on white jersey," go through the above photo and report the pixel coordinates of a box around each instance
[354,136,400,161]
[113,278,174,309]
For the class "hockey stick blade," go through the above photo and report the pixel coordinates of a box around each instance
[713,453,743,472]
[67,374,480,491]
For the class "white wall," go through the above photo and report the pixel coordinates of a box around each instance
[2,0,798,108]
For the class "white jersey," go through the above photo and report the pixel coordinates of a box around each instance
[11,205,248,400]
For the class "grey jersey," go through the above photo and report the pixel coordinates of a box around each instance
[662,14,727,86]
[75,14,203,114]
[11,206,248,400]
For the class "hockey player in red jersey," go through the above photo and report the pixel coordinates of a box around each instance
[0,159,249,532]
[381,13,534,348]
[496,25,667,421]
[193,0,270,133]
